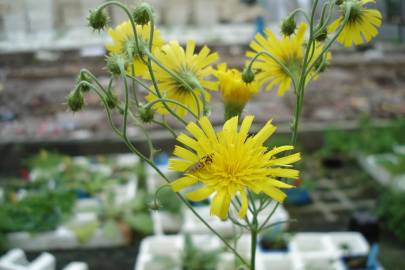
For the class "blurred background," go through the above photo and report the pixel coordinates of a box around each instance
[0,0,404,270]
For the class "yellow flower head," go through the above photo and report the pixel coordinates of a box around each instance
[247,23,328,96]
[329,0,382,47]
[169,115,300,220]
[214,63,259,107]
[106,21,164,76]
[145,40,219,117]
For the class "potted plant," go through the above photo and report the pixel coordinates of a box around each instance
[259,228,289,253]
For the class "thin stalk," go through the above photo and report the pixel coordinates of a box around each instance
[145,98,199,120]
[246,51,298,90]
[250,214,258,270]
[144,50,202,117]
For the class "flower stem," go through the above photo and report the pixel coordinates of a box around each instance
[250,214,258,270]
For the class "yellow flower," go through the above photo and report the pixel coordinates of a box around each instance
[247,23,326,96]
[145,40,219,117]
[168,115,300,220]
[329,0,382,48]
[106,21,164,76]
[214,63,259,108]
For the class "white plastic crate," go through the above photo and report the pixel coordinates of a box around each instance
[5,213,129,251]
[0,249,88,270]
[135,234,222,270]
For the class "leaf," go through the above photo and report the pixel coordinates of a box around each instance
[103,219,121,240]
[124,213,153,235]
[70,221,99,244]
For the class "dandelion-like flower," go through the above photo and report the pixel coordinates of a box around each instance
[145,41,219,117]
[247,23,327,96]
[329,0,382,48]
[168,115,300,220]
[214,63,259,117]
[106,21,164,76]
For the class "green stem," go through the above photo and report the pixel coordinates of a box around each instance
[250,214,258,270]
[146,98,199,120]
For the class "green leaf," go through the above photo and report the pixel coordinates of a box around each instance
[103,220,121,240]
[70,221,99,244]
[124,213,153,235]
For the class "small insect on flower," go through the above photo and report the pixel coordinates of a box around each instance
[185,153,215,174]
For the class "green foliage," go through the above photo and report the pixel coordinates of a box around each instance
[124,213,153,235]
[321,118,405,156]
[377,153,405,175]
[156,188,182,214]
[0,190,75,233]
[377,191,405,242]
[70,220,99,244]
[182,234,221,270]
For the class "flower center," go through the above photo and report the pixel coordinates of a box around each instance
[347,2,363,24]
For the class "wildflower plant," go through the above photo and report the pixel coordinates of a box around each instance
[69,0,381,269]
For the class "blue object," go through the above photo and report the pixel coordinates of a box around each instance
[255,16,265,35]
[285,188,312,205]
[366,244,379,270]
[75,189,92,199]
[154,152,169,166]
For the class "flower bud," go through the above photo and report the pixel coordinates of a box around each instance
[139,105,155,123]
[242,67,255,84]
[106,92,118,109]
[148,200,161,211]
[88,8,108,31]
[281,16,296,36]
[106,54,128,75]
[315,28,328,42]
[76,72,92,92]
[314,57,329,73]
[133,3,153,25]
[67,89,85,112]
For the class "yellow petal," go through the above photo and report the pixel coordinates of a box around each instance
[170,176,198,192]
[210,190,231,219]
[186,186,213,201]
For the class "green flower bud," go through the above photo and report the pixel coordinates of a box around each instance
[315,28,328,42]
[314,57,329,73]
[67,89,85,112]
[106,54,128,75]
[148,200,161,211]
[241,67,255,84]
[88,9,108,31]
[133,3,153,25]
[139,106,155,123]
[76,72,92,92]
[281,16,296,36]
[106,92,118,109]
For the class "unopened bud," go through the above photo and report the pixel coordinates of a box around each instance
[106,54,128,75]
[139,105,155,123]
[242,67,255,84]
[315,28,328,42]
[148,200,161,211]
[281,16,296,36]
[314,57,329,73]
[106,92,118,109]
[67,89,85,112]
[76,72,92,92]
[88,9,108,31]
[133,3,153,25]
